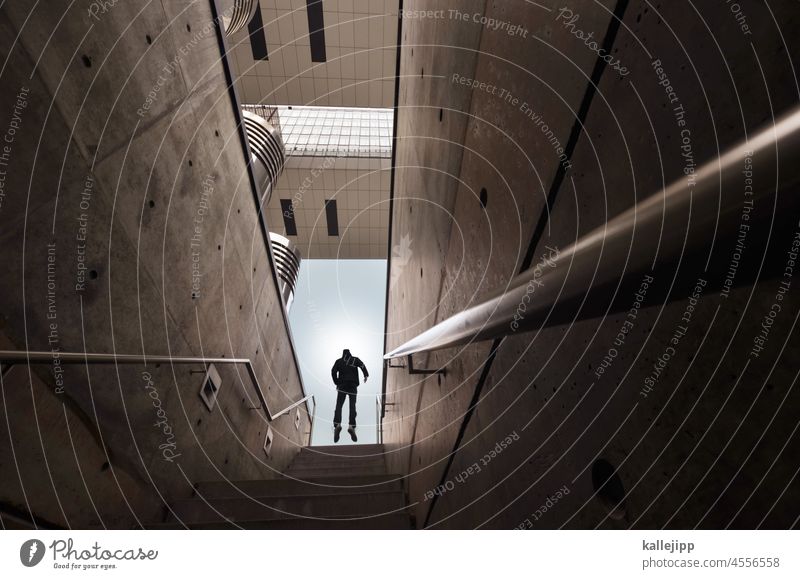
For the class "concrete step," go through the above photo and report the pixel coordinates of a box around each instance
[167,491,407,524]
[302,443,385,457]
[151,513,414,530]
[288,455,387,469]
[193,475,404,499]
[285,464,389,478]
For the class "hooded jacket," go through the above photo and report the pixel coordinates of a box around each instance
[331,349,369,387]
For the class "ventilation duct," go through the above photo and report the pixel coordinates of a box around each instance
[218,0,259,36]
[269,233,301,312]
[242,109,285,207]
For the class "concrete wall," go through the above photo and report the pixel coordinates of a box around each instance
[385,0,800,528]
[0,0,309,528]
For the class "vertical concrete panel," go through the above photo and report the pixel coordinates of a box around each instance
[0,1,307,526]
[387,0,800,528]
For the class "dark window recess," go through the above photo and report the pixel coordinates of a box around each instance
[325,199,339,236]
[306,0,327,62]
[280,199,298,236]
[248,2,269,60]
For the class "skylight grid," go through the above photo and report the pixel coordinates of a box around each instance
[275,105,393,158]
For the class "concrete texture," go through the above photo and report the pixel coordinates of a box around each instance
[2,0,798,532]
[157,444,413,528]
[385,0,800,528]
[264,156,392,259]
[0,1,309,528]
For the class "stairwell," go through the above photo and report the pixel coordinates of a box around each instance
[156,444,414,529]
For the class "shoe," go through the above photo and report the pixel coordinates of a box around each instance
[348,427,357,442]
[334,426,342,443]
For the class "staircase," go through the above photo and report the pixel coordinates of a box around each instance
[157,444,413,529]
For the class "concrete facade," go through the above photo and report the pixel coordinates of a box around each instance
[385,0,800,528]
[229,0,399,108]
[265,155,391,258]
[0,1,309,528]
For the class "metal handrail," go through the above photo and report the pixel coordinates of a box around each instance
[385,105,800,359]
[272,393,314,419]
[0,350,312,435]
[375,395,383,444]
[306,395,317,443]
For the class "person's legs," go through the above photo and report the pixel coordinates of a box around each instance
[347,391,358,441]
[347,392,357,427]
[333,390,347,442]
[333,390,347,427]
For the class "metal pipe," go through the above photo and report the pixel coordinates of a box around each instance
[385,105,800,359]
[271,393,314,419]
[0,350,307,423]
[375,395,385,444]
[0,351,249,365]
[307,395,316,445]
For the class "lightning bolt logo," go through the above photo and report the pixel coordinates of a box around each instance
[20,539,45,567]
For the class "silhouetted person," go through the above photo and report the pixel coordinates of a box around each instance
[331,349,368,442]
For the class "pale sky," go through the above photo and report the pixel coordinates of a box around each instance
[288,259,387,445]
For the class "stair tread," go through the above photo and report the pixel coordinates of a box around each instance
[150,513,413,530]
[302,444,385,456]
[162,443,409,529]
[196,475,402,485]
[196,473,403,485]
[184,489,404,502]
[193,475,403,498]
[284,465,386,478]
[168,491,407,523]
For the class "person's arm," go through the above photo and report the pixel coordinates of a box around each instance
[331,361,339,386]
[358,359,369,382]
